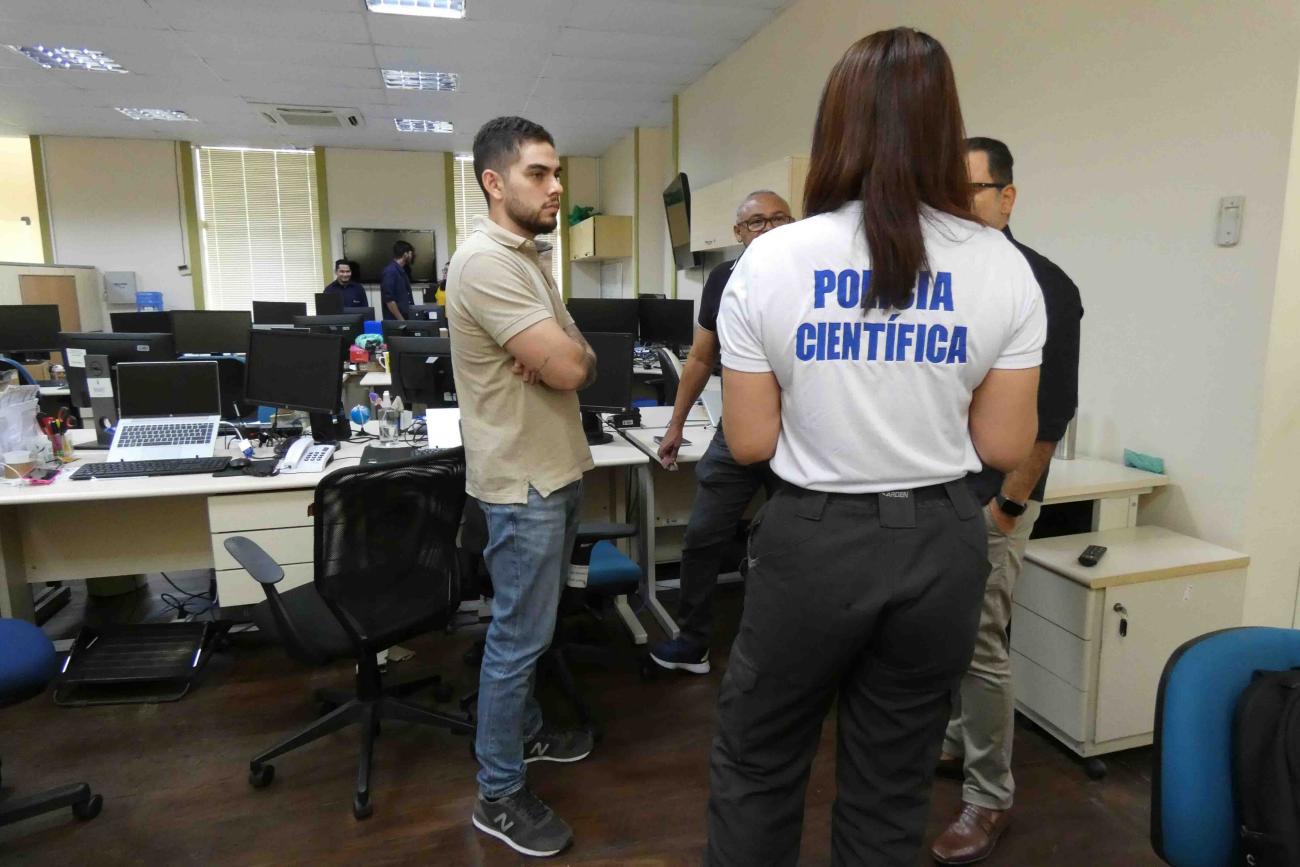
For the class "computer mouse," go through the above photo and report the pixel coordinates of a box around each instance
[228,457,250,469]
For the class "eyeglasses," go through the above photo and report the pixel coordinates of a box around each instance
[970,182,1007,191]
[738,214,794,232]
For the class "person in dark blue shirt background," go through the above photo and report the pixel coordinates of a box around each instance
[323,259,368,309]
[381,241,415,319]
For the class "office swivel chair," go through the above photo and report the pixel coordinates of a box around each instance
[224,449,474,820]
[1151,626,1300,866]
[0,619,102,829]
[654,346,683,406]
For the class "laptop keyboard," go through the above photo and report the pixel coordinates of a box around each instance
[70,457,231,481]
[117,422,213,448]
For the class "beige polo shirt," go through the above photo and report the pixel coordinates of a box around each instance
[447,218,594,504]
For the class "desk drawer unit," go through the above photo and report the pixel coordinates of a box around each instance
[208,489,315,608]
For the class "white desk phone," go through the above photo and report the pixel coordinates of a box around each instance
[277,437,336,474]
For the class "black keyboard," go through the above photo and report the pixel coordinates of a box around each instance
[70,457,230,480]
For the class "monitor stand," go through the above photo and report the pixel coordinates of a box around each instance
[308,409,352,444]
[581,410,611,446]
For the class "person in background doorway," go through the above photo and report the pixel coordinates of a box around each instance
[649,190,792,675]
[381,241,415,319]
[323,259,368,308]
[930,136,1083,865]
[436,262,449,305]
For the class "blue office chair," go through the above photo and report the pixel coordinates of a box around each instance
[1151,626,1300,866]
[0,618,102,828]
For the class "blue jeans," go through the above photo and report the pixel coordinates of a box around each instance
[475,480,583,799]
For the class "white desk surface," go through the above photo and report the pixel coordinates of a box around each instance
[1025,525,1247,590]
[0,420,646,506]
[38,385,70,397]
[360,371,391,388]
[1042,456,1168,503]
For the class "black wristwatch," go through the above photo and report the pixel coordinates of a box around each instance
[994,493,1027,517]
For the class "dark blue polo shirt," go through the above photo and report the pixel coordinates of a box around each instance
[324,280,368,309]
[380,260,414,319]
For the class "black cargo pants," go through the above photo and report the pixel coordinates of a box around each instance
[706,479,990,867]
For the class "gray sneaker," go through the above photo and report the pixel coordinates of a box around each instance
[472,788,573,857]
[524,725,594,764]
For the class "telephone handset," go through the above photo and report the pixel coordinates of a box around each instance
[277,437,337,474]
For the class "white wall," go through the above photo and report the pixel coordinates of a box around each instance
[323,147,450,301]
[637,127,676,299]
[676,0,1300,623]
[565,156,601,298]
[41,136,194,311]
[0,136,42,264]
[595,132,636,298]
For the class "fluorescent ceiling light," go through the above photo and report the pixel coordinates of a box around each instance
[8,44,127,72]
[454,152,473,162]
[382,69,459,91]
[116,108,196,122]
[395,118,453,133]
[366,0,466,19]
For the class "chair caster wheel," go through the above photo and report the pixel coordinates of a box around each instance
[73,793,103,821]
[433,683,454,703]
[1084,758,1107,780]
[353,793,373,820]
[249,763,275,788]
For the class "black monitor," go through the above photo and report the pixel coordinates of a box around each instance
[578,331,635,445]
[170,310,252,355]
[0,304,62,354]
[388,336,456,409]
[116,361,221,418]
[382,320,440,341]
[292,314,366,361]
[251,300,307,325]
[638,299,695,350]
[110,311,173,333]
[314,292,344,315]
[566,299,639,337]
[664,172,700,270]
[244,329,345,440]
[59,331,176,409]
[408,304,445,324]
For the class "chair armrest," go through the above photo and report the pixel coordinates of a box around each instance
[576,522,637,543]
[223,536,285,585]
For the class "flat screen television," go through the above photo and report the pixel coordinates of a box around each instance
[341,227,436,284]
[663,173,699,270]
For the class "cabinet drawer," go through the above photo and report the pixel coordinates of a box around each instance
[215,562,313,609]
[1016,561,1097,638]
[1012,649,1088,743]
[1010,602,1093,691]
[208,489,314,534]
[211,527,313,571]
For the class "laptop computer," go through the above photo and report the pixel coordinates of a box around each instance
[109,361,222,462]
[701,389,724,427]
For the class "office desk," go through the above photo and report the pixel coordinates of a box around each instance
[0,429,663,645]
[360,371,390,388]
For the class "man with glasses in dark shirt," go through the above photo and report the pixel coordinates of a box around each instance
[649,190,792,675]
[931,137,1084,864]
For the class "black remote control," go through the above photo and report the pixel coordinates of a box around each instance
[1078,544,1107,567]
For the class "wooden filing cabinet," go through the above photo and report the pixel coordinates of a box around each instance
[569,215,633,262]
[207,489,316,608]
[1011,525,1247,773]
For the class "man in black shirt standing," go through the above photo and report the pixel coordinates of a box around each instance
[381,241,415,320]
[649,190,792,675]
[931,138,1084,864]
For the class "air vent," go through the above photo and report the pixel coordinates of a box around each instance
[255,104,364,128]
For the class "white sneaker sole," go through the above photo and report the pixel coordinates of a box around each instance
[650,653,710,674]
[472,814,568,857]
[524,746,593,764]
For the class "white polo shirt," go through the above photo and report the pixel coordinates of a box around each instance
[718,202,1046,494]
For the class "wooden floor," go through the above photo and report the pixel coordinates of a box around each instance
[1,579,1160,866]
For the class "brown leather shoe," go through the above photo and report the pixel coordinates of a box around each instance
[935,752,964,779]
[930,804,1011,864]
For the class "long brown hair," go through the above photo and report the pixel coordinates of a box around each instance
[803,28,976,310]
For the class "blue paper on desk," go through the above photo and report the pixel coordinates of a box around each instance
[1123,449,1165,474]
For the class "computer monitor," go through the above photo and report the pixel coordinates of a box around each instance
[566,299,639,337]
[314,292,344,315]
[59,332,176,409]
[638,299,695,350]
[408,304,445,324]
[116,361,221,418]
[292,314,366,362]
[387,336,456,409]
[251,300,308,325]
[382,320,440,341]
[110,311,173,334]
[170,310,252,355]
[0,304,62,354]
[578,331,635,445]
[244,329,345,440]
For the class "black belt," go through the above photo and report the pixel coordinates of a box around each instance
[778,478,978,528]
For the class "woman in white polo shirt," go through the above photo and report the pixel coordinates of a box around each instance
[705,28,1046,867]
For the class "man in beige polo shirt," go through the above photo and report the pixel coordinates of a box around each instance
[447,116,597,859]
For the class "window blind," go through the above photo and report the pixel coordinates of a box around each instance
[196,146,322,311]
[453,154,562,290]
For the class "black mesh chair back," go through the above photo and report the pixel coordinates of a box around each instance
[313,448,467,652]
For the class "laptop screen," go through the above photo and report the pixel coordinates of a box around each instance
[117,361,222,418]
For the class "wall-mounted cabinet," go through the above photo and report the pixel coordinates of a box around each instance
[569,214,633,262]
[689,156,809,253]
